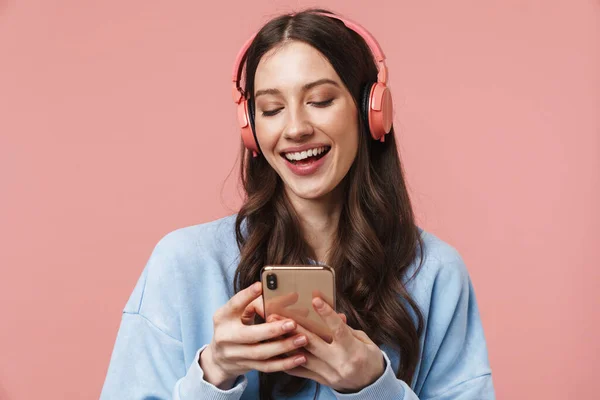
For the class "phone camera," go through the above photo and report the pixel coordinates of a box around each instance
[266,273,277,290]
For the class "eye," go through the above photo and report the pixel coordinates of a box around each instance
[261,108,283,117]
[310,99,334,108]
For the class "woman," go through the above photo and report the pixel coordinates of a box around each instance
[101,8,495,400]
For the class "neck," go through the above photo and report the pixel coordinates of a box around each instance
[285,186,344,264]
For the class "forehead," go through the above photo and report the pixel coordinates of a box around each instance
[254,41,340,92]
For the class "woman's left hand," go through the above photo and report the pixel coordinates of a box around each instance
[276,297,386,393]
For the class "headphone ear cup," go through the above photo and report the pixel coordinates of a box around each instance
[367,83,394,141]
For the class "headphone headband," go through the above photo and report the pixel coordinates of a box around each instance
[231,11,388,104]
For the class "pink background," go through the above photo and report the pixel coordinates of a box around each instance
[1,0,598,399]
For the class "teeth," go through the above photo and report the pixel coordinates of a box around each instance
[284,146,328,161]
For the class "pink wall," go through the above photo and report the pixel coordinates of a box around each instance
[1,1,598,398]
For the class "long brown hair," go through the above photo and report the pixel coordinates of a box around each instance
[233,8,425,398]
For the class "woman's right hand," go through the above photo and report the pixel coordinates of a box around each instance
[199,282,309,389]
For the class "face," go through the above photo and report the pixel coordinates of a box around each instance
[253,40,359,202]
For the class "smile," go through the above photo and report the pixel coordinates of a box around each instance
[281,146,331,164]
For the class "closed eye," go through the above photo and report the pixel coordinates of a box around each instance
[310,99,334,108]
[260,99,334,117]
[261,108,283,117]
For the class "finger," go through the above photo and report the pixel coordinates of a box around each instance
[227,282,262,316]
[338,313,347,324]
[225,333,308,361]
[266,314,298,341]
[291,322,330,357]
[241,297,265,325]
[266,314,282,323]
[287,353,337,386]
[239,352,307,374]
[240,305,256,325]
[351,329,374,345]
[312,289,334,308]
[313,297,352,345]
[229,319,298,344]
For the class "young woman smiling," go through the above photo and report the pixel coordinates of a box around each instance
[100,8,495,400]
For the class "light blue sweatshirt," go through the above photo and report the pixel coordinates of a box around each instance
[100,214,495,399]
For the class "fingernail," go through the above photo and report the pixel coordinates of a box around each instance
[282,321,295,331]
[252,282,261,293]
[294,355,306,365]
[313,297,324,309]
[293,336,307,346]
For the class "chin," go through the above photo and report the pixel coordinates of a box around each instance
[289,186,328,200]
[285,178,339,201]
[275,159,345,201]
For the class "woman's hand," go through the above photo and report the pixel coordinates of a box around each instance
[200,282,309,389]
[277,297,386,393]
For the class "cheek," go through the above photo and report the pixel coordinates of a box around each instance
[254,120,281,152]
[325,99,356,124]
[326,107,359,152]
[340,132,359,165]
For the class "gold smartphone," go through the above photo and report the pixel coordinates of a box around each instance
[261,265,336,342]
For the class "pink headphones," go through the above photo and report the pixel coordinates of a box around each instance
[231,11,394,157]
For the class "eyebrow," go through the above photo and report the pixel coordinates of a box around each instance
[254,78,340,98]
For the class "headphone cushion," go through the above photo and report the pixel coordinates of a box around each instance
[360,83,374,139]
[247,99,256,133]
[239,100,260,153]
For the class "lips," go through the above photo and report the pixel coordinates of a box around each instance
[281,146,331,176]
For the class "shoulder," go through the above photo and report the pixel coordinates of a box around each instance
[146,213,240,283]
[154,214,239,259]
[405,227,471,308]
[122,214,240,328]
[410,227,468,278]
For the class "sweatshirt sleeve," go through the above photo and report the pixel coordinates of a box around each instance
[331,254,495,400]
[99,311,248,399]
[99,233,248,400]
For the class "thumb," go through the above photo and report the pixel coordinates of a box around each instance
[241,296,265,325]
[226,282,262,316]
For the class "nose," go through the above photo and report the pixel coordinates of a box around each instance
[282,106,314,141]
